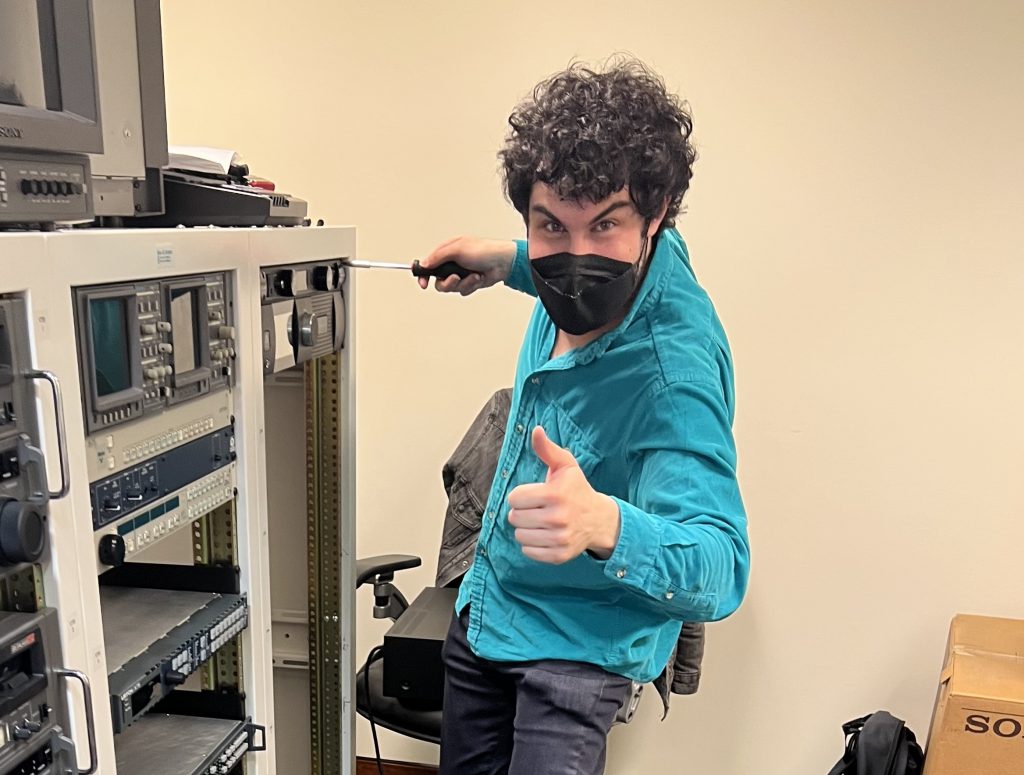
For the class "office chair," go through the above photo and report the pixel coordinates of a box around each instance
[355,553,443,744]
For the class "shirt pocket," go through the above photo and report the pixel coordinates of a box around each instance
[441,473,484,549]
[498,404,610,592]
[534,402,603,482]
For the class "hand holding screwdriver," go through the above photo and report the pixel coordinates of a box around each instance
[416,237,518,296]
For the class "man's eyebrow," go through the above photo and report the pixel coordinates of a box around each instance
[588,201,632,224]
[530,205,564,224]
[530,201,633,225]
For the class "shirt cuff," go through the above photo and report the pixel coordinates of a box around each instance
[504,240,536,296]
[604,497,660,590]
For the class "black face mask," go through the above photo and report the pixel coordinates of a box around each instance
[529,233,649,336]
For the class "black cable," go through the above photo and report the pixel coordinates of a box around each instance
[364,645,386,775]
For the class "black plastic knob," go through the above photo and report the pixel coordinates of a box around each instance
[163,670,187,686]
[0,498,46,565]
[98,534,126,567]
[12,725,32,741]
[20,179,32,195]
[311,265,332,291]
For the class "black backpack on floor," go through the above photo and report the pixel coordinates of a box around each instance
[827,711,925,775]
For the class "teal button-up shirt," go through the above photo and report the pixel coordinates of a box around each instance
[454,228,750,682]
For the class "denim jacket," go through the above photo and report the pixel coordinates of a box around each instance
[435,388,704,716]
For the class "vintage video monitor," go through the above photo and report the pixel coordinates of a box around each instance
[0,0,102,155]
[0,1,102,224]
[75,285,145,433]
[163,278,212,403]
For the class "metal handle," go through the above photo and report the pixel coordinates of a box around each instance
[25,370,69,499]
[54,668,98,775]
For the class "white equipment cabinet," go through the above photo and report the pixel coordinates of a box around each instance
[0,226,357,775]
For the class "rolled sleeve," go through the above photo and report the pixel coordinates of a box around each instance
[504,240,536,296]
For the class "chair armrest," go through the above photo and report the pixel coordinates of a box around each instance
[356,554,422,588]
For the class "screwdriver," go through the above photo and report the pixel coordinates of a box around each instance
[344,259,473,280]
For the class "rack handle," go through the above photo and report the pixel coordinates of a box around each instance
[25,370,69,499]
[54,668,97,775]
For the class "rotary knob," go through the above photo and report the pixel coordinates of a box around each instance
[311,265,332,291]
[299,312,317,347]
[98,534,126,567]
[0,497,46,565]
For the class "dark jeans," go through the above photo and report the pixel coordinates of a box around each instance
[439,608,632,775]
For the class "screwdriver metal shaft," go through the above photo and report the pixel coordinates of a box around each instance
[344,259,473,279]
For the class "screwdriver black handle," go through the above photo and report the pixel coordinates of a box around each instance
[411,260,473,280]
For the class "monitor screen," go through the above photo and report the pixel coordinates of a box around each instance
[0,1,59,110]
[170,287,200,374]
[90,298,131,397]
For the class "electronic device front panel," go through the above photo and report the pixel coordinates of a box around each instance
[72,271,238,573]
[0,607,96,775]
[260,259,346,377]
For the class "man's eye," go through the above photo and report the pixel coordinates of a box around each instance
[594,220,616,232]
[544,221,565,233]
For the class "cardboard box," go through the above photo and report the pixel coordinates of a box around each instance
[924,614,1024,775]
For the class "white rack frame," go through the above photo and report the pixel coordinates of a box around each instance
[0,225,357,775]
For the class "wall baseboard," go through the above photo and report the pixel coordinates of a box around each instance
[355,758,439,775]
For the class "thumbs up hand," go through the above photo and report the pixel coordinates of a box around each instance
[506,426,621,564]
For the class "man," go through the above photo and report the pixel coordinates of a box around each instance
[418,58,750,775]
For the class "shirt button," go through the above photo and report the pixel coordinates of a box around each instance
[480,547,488,557]
[515,423,524,433]
[531,377,541,385]
[615,568,627,579]
[487,510,495,519]
[501,469,509,478]
[665,591,674,600]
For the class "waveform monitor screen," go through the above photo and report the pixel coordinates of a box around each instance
[90,297,131,397]
[170,287,199,375]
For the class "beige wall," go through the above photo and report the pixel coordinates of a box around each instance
[162,2,1024,772]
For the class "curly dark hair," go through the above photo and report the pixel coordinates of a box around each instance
[500,57,696,231]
